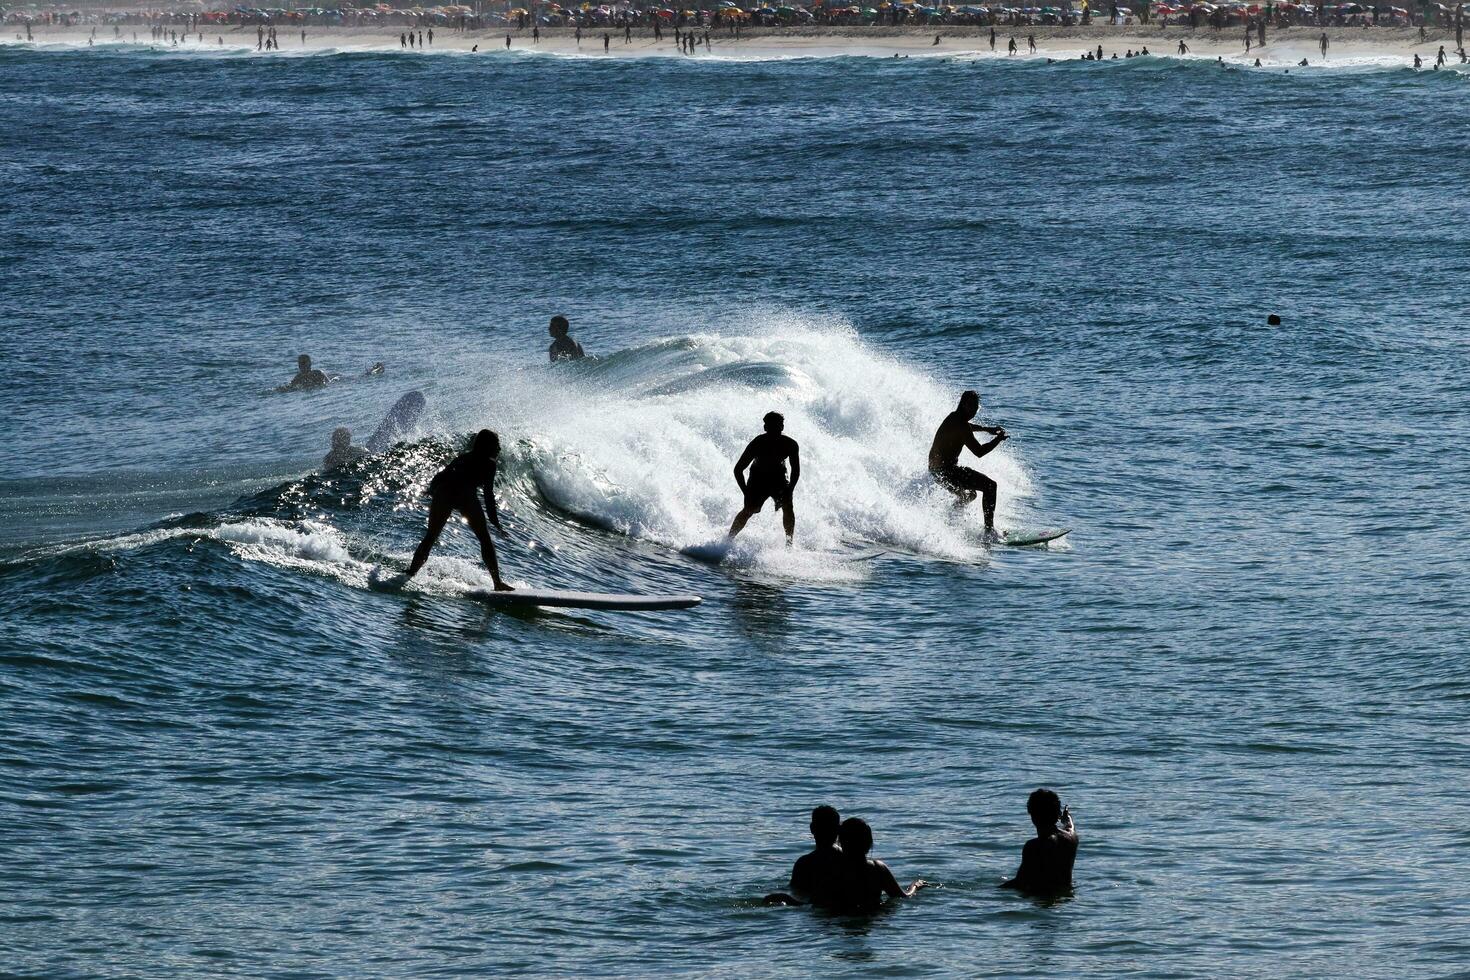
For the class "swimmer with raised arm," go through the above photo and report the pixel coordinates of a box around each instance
[728,412,800,545]
[999,788,1078,894]
[928,389,1007,535]
[826,817,926,913]
[401,429,513,591]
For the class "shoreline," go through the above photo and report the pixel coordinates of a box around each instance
[9,23,1465,65]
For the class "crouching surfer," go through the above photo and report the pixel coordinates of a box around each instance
[928,390,1007,537]
[398,429,513,591]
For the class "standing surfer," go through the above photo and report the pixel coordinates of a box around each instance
[400,429,513,591]
[928,390,1007,535]
[728,412,800,545]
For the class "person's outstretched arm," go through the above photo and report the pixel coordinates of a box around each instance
[876,860,926,899]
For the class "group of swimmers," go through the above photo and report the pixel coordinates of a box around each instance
[765,789,1079,911]
[282,314,1014,593]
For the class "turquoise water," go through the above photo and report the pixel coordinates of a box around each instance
[3,43,1469,976]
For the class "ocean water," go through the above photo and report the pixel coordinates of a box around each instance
[3,42,1469,976]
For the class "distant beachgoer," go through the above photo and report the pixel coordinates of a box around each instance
[728,412,800,544]
[1319,31,1328,59]
[1436,45,1446,67]
[401,32,407,48]
[1028,34,1036,53]
[547,315,586,362]
[626,24,632,42]
[402,429,512,590]
[928,390,1007,534]
[989,26,996,50]
[576,25,582,45]
[408,30,415,48]
[323,427,369,472]
[825,818,927,913]
[533,25,540,43]
[1008,36,1016,54]
[279,354,330,393]
[1178,39,1189,54]
[1419,24,1427,42]
[1245,28,1251,51]
[1254,57,1261,66]
[1299,57,1309,66]
[763,805,844,907]
[428,27,434,45]
[300,29,305,45]
[471,44,478,52]
[506,34,511,49]
[934,34,941,45]
[604,32,610,52]
[366,391,428,453]
[999,789,1078,895]
[1413,53,1422,68]
[1097,43,1103,60]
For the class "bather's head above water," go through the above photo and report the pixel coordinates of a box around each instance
[763,411,784,434]
[957,389,980,420]
[549,315,571,338]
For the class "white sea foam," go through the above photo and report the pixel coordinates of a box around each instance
[513,316,1033,563]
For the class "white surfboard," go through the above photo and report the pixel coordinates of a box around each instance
[998,527,1071,547]
[467,587,701,611]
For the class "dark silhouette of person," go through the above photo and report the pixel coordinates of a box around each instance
[728,412,799,544]
[403,430,512,590]
[999,788,1078,894]
[547,315,586,362]
[791,805,844,901]
[279,354,329,392]
[928,390,1007,532]
[366,390,427,453]
[763,804,844,906]
[826,817,926,913]
[323,427,369,471]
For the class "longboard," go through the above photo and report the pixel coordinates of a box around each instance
[997,527,1071,547]
[680,541,885,566]
[368,567,700,610]
[468,587,701,611]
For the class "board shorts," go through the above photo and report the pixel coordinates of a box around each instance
[931,465,992,494]
[743,474,791,513]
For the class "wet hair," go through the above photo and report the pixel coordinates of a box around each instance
[763,411,784,431]
[1027,788,1063,826]
[810,805,840,845]
[958,389,980,410]
[838,817,873,858]
[331,427,351,448]
[471,429,500,455]
[298,354,312,370]
[549,315,570,336]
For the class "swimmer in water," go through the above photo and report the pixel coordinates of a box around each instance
[547,315,586,362]
[826,818,927,913]
[278,354,330,392]
[402,429,512,590]
[928,390,1007,534]
[763,804,844,906]
[999,788,1078,894]
[322,427,369,472]
[728,411,800,544]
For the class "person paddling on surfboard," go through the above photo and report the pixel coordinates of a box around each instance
[401,429,513,591]
[928,390,1007,537]
[728,411,800,545]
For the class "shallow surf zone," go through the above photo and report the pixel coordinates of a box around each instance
[509,317,1036,566]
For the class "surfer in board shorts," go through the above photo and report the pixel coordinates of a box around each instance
[928,390,1007,535]
[728,412,800,544]
[403,429,513,590]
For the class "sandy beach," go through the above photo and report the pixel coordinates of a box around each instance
[14,23,1464,66]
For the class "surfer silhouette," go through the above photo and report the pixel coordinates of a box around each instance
[762,804,844,907]
[825,817,926,913]
[547,315,586,362]
[999,788,1078,895]
[402,429,512,591]
[323,427,368,472]
[278,354,329,392]
[728,412,800,544]
[928,390,1007,534]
